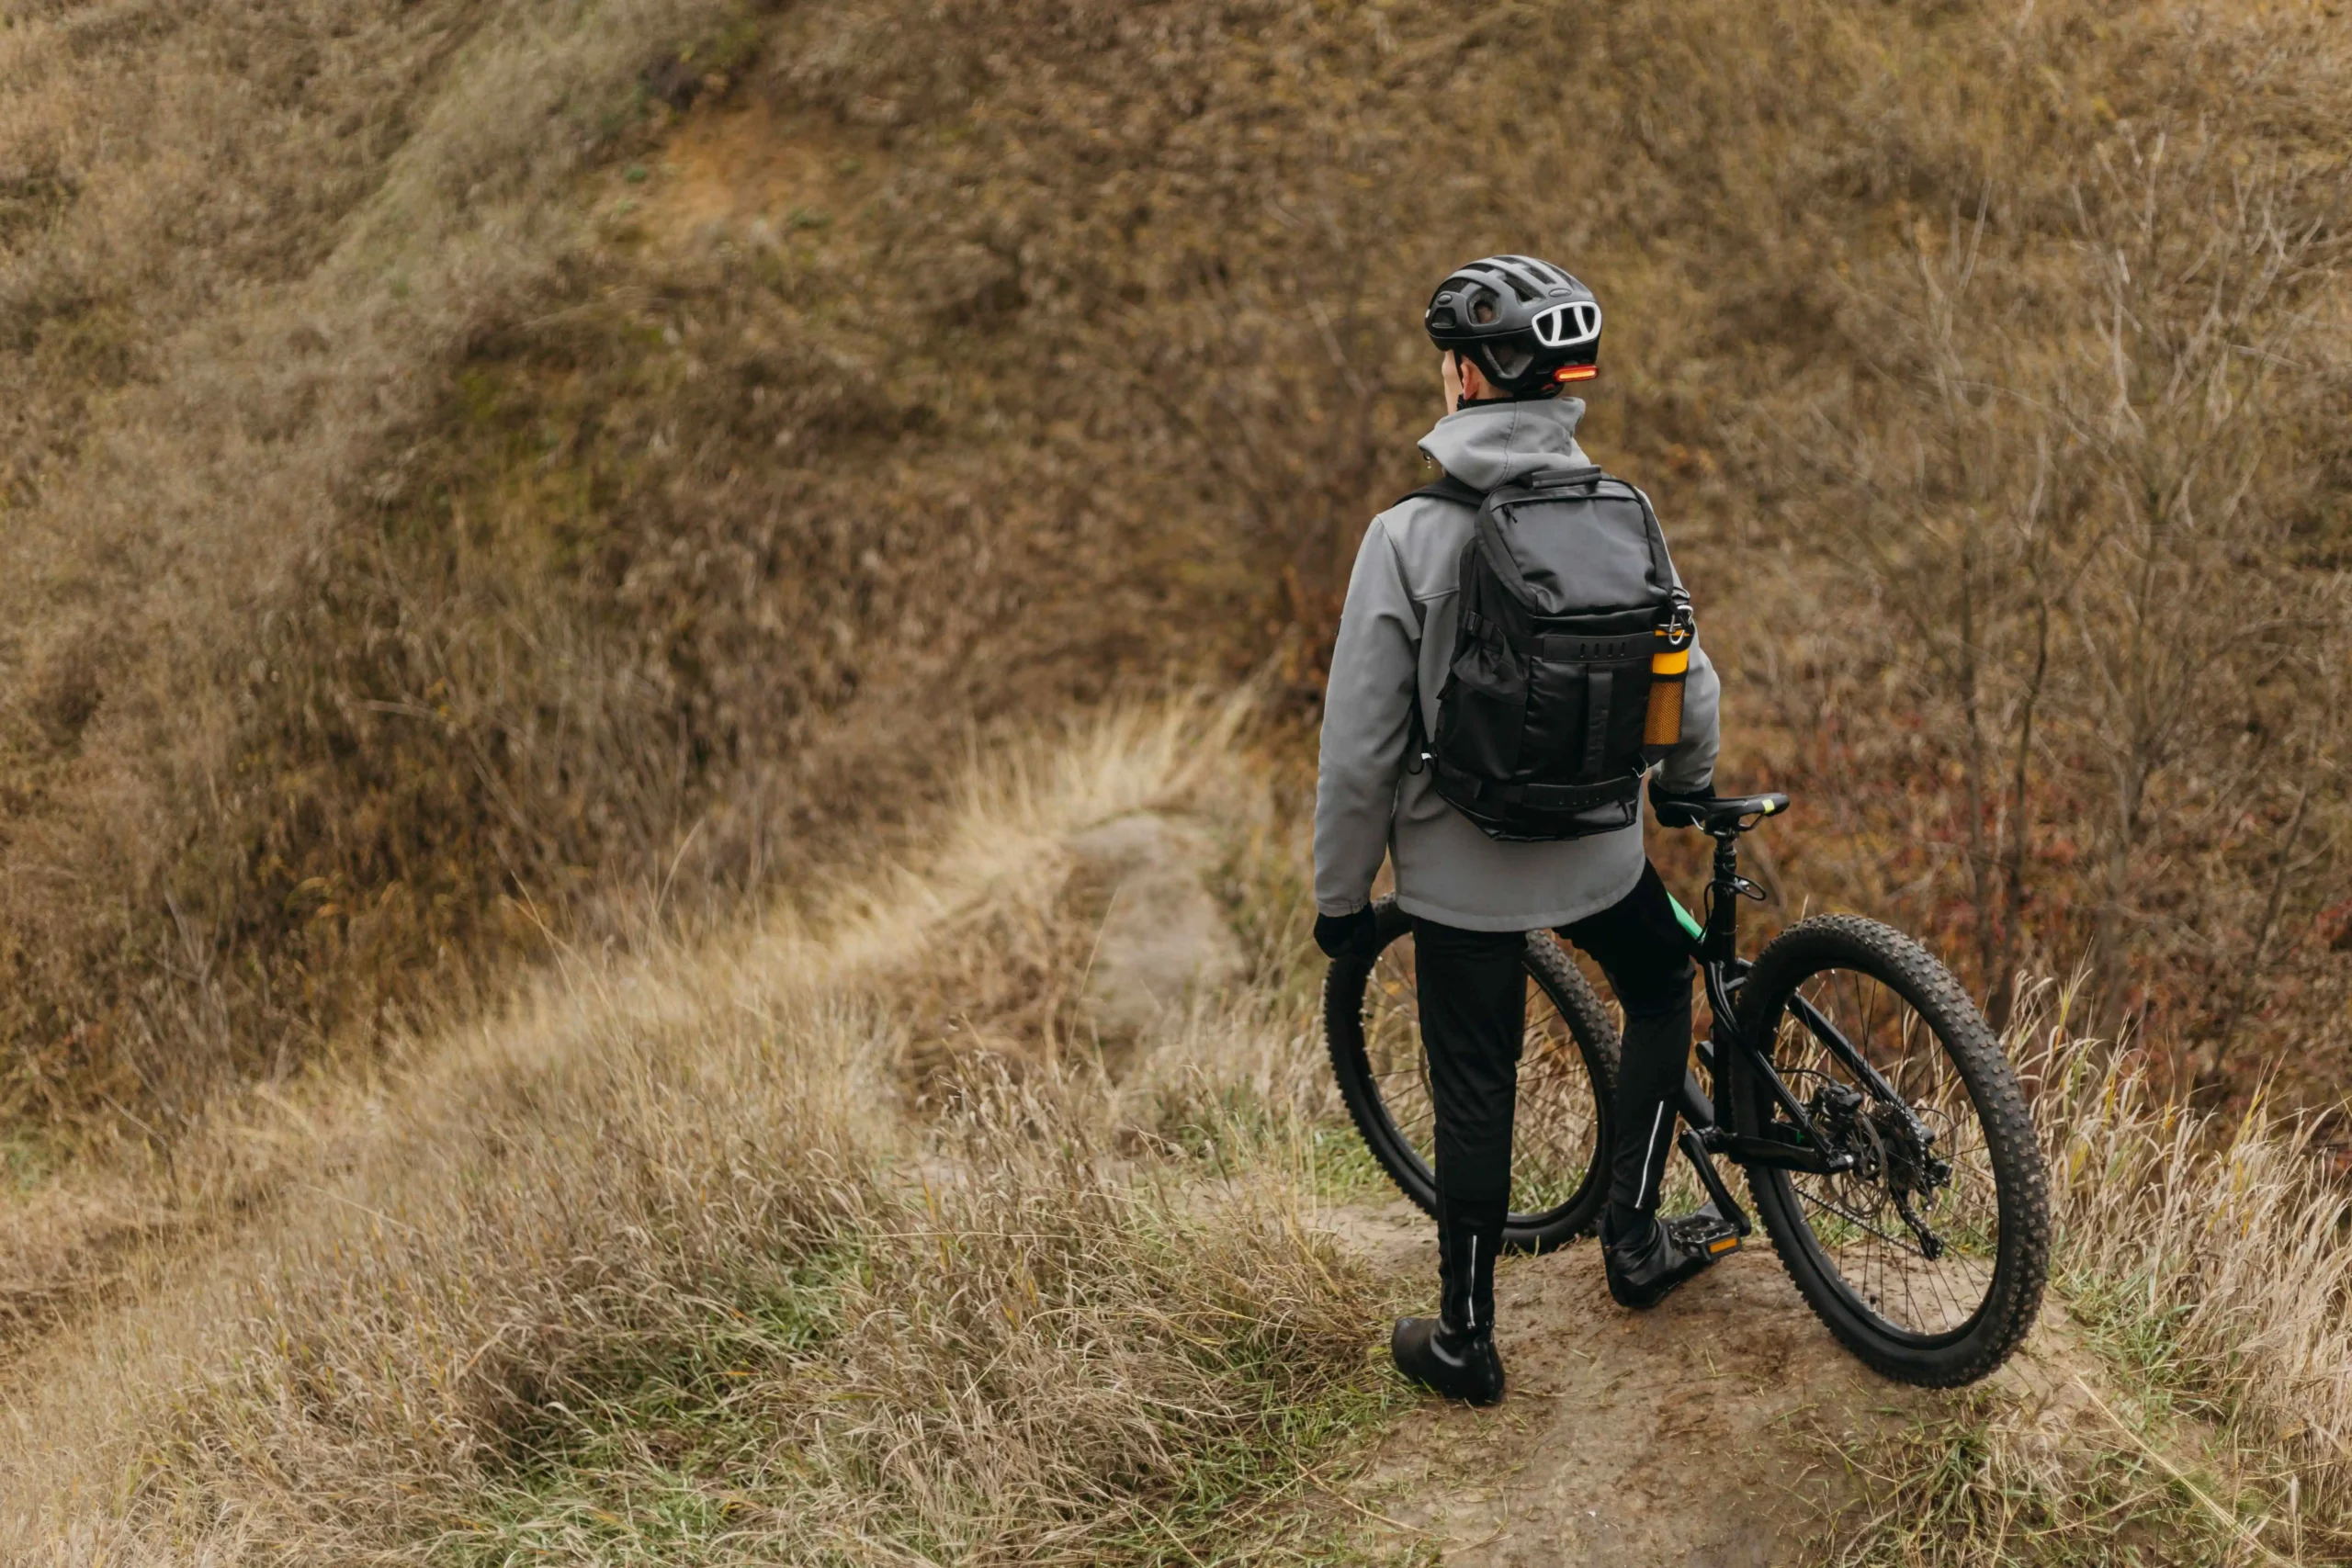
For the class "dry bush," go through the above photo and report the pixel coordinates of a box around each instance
[2036,1009,2352,1543]
[1763,37,2352,1072]
[6,0,2350,1168]
[0,703,1392,1562]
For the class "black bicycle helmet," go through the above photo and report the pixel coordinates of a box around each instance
[1423,254,1601,397]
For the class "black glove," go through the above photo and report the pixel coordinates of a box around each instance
[1314,907,1381,962]
[1651,784,1713,829]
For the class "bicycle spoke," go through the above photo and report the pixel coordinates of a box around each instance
[1793,1184,1926,1259]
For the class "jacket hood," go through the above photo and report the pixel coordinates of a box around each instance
[1416,395,1590,490]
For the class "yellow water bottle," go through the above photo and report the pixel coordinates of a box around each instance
[1644,604,1695,748]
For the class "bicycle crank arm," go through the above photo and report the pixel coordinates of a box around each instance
[1676,1127,1752,1236]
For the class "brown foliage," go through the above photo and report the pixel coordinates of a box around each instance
[3,0,2349,1146]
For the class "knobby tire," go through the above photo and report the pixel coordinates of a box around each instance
[1322,897,1620,1253]
[1730,915,2049,1386]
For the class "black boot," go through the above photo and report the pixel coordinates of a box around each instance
[1392,1201,1507,1404]
[1600,1207,1715,1310]
[1607,991,1694,1229]
[1599,987,1725,1309]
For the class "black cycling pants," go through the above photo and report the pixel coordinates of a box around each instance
[1411,862,1696,1224]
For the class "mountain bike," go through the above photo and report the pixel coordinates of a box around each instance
[1322,792,2049,1386]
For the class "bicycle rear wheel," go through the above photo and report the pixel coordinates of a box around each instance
[1322,897,1620,1251]
[1729,915,2048,1385]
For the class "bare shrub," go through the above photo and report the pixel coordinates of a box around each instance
[1788,99,2352,1058]
[6,0,2350,1168]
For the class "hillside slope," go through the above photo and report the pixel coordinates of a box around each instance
[4,703,2338,1563]
[6,0,2348,1159]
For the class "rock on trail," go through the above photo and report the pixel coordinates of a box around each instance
[1065,811,1243,1041]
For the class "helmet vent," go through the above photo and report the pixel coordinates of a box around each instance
[1531,299,1602,348]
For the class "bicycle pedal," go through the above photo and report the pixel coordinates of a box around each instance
[1666,1201,1743,1259]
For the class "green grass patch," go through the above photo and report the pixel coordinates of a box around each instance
[1306,1122,1396,1205]
[2059,1268,2227,1426]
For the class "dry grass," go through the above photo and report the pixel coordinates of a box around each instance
[1818,1391,2258,1567]
[0,699,1403,1563]
[6,5,2352,1551]
[0,0,767,1129]
[12,697,2352,1562]
[2040,1007,2352,1536]
[1818,985,2352,1562]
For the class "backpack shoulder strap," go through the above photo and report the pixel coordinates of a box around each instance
[1396,474,1486,508]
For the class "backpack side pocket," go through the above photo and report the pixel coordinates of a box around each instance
[1433,627,1529,781]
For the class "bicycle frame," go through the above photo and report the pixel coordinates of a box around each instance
[1661,819,1873,1237]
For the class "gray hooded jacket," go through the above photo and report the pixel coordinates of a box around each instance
[1313,397,1720,931]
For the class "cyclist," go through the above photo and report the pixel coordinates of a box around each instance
[1313,255,1723,1405]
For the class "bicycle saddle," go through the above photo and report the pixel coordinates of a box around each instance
[1701,793,1790,831]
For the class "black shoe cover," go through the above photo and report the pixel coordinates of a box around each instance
[1601,1212,1717,1310]
[1391,1315,1507,1404]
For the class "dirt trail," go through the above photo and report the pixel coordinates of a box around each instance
[1317,1199,1897,1564]
[1316,1194,2143,1565]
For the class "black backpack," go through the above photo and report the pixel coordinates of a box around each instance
[1408,467,1695,841]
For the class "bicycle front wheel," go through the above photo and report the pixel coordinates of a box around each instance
[1322,897,1620,1252]
[1730,915,2049,1385]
